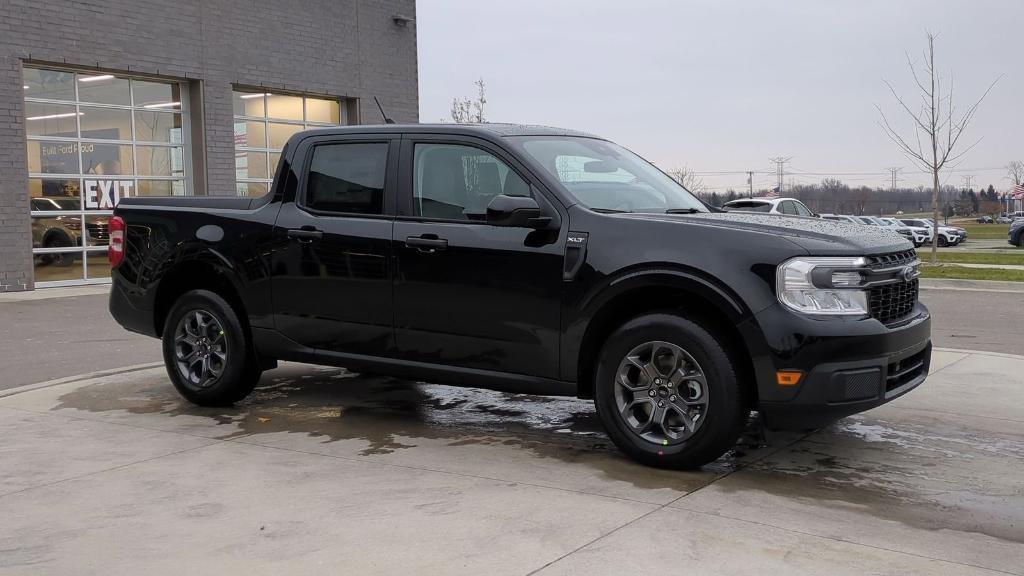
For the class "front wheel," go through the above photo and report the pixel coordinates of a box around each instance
[162,289,261,406]
[938,236,948,247]
[593,313,748,469]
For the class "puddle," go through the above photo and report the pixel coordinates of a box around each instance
[51,364,766,491]
[719,415,1024,543]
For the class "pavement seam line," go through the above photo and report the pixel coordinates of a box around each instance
[927,353,973,377]
[667,505,1021,576]
[524,427,820,575]
[0,441,218,501]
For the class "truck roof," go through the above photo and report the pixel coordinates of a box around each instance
[299,123,602,139]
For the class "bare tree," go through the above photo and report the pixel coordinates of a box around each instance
[450,78,487,124]
[877,32,999,262]
[1007,161,1024,186]
[667,166,705,194]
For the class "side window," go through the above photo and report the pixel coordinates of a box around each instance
[413,143,531,221]
[779,201,796,215]
[305,142,388,214]
[793,201,812,216]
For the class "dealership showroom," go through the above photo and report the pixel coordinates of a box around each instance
[0,0,418,290]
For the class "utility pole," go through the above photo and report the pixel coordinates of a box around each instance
[961,174,974,191]
[747,171,754,198]
[887,167,901,192]
[768,156,792,195]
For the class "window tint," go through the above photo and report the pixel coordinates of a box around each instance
[413,143,531,221]
[306,143,388,214]
[723,201,772,212]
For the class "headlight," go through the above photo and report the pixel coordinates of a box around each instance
[776,257,869,316]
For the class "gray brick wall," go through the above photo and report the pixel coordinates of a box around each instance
[0,0,418,290]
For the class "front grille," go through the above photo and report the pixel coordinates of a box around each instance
[869,278,918,324]
[865,249,919,324]
[87,222,110,241]
[865,249,916,268]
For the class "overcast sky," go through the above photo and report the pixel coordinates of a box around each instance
[416,0,1023,193]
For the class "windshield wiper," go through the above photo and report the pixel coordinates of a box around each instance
[664,208,702,214]
[591,208,632,214]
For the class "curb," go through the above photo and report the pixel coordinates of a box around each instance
[919,278,1023,293]
[0,362,163,399]
[2,349,1022,400]
[0,285,110,302]
[933,347,1024,361]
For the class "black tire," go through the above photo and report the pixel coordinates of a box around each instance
[938,236,947,247]
[44,236,74,267]
[161,289,261,406]
[593,313,748,470]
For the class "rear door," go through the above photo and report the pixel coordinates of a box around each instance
[391,135,565,378]
[271,134,399,356]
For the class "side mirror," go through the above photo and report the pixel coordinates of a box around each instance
[486,194,550,228]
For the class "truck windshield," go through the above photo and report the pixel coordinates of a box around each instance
[509,136,707,213]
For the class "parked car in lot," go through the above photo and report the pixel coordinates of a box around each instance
[976,216,994,224]
[108,123,931,469]
[721,197,816,217]
[870,217,919,245]
[922,219,967,242]
[1010,218,1024,247]
[900,218,961,247]
[820,214,859,224]
[996,216,1013,224]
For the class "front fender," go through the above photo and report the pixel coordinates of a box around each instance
[560,265,755,383]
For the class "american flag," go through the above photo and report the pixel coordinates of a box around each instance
[1012,183,1024,200]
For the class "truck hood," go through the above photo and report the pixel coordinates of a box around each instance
[613,211,912,255]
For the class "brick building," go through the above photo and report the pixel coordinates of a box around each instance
[0,0,418,290]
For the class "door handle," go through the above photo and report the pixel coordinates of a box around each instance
[287,227,324,242]
[405,235,448,252]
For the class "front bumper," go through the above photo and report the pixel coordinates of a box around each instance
[743,302,931,430]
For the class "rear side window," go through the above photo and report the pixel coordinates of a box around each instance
[724,201,771,212]
[305,142,388,214]
[779,201,797,215]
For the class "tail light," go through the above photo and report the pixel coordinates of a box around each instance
[108,216,126,269]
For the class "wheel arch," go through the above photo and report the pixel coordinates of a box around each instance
[153,257,248,338]
[570,269,758,405]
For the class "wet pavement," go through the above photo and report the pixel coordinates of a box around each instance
[0,348,1021,575]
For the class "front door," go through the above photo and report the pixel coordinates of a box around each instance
[392,138,565,379]
[272,136,398,356]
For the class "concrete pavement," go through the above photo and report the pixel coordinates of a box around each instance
[0,349,1021,575]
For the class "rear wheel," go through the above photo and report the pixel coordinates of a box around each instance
[593,313,748,469]
[162,289,261,406]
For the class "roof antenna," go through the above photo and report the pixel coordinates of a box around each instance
[373,96,395,124]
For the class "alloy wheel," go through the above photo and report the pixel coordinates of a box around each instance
[174,309,228,389]
[613,341,709,445]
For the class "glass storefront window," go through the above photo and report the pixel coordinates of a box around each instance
[25,102,79,137]
[266,94,304,121]
[77,75,130,105]
[135,111,183,143]
[24,65,192,286]
[232,89,352,197]
[79,106,133,140]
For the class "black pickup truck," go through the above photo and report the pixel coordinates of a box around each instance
[108,124,931,469]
